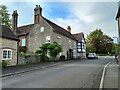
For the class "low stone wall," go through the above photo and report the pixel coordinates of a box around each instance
[18,55,41,65]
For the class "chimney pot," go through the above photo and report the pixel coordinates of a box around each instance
[67,26,71,33]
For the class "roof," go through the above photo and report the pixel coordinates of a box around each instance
[16,17,77,41]
[73,33,85,42]
[116,7,120,20]
[43,17,77,41]
[16,24,34,36]
[0,25,19,41]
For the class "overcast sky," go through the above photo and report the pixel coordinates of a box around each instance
[2,1,119,42]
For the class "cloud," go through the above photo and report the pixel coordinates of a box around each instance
[2,2,119,39]
[52,2,118,38]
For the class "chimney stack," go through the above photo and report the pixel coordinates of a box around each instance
[67,26,71,33]
[12,10,18,33]
[34,5,42,24]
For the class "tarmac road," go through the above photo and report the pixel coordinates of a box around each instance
[2,57,114,88]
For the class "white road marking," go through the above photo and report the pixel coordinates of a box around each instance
[99,62,111,89]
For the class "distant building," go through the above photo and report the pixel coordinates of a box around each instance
[12,5,77,59]
[73,33,86,58]
[0,25,19,66]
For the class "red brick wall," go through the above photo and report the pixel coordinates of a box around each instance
[19,36,28,47]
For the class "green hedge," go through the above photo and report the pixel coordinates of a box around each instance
[0,60,8,68]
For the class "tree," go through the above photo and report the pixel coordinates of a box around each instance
[86,29,113,54]
[0,5,11,27]
[35,42,62,61]
[49,42,63,60]
[36,43,51,62]
[111,43,120,54]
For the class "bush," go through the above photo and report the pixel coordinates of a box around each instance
[24,54,31,58]
[19,46,27,53]
[40,55,49,62]
[19,52,24,55]
[60,55,65,60]
[2,60,7,68]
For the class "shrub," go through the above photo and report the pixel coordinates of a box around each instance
[24,54,31,58]
[19,46,27,53]
[60,55,65,60]
[19,52,24,55]
[2,60,7,68]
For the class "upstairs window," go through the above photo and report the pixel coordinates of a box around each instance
[22,39,26,46]
[69,40,71,47]
[57,36,61,44]
[40,27,44,33]
[78,49,81,52]
[74,42,76,48]
[46,36,51,43]
[2,49,12,60]
[77,43,81,45]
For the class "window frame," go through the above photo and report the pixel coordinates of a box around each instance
[46,36,51,43]
[57,36,62,45]
[21,38,26,46]
[2,49,12,60]
[40,27,45,33]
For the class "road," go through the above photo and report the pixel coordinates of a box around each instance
[2,56,117,88]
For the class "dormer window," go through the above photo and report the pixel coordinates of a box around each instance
[40,27,44,33]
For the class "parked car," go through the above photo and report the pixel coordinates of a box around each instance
[87,53,98,59]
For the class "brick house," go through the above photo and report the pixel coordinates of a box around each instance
[0,25,19,66]
[12,5,78,59]
[73,33,86,58]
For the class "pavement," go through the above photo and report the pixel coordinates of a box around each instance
[104,59,119,89]
[1,60,75,78]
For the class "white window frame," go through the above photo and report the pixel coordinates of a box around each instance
[78,49,81,52]
[57,36,62,44]
[46,36,51,43]
[40,27,44,33]
[69,40,71,47]
[2,49,12,60]
[74,42,76,48]
[77,43,81,45]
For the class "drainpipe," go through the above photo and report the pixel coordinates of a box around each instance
[17,40,20,66]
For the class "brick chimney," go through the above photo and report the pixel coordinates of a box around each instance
[12,10,18,33]
[34,5,42,24]
[67,26,71,33]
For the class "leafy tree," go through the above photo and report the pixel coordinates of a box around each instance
[0,5,11,27]
[35,42,62,61]
[49,42,63,60]
[86,29,113,54]
[36,43,51,62]
[111,43,120,54]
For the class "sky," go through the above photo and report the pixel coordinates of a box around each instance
[1,1,119,43]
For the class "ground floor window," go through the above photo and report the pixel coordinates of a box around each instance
[2,49,12,60]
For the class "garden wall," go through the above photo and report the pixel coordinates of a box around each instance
[18,55,41,65]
